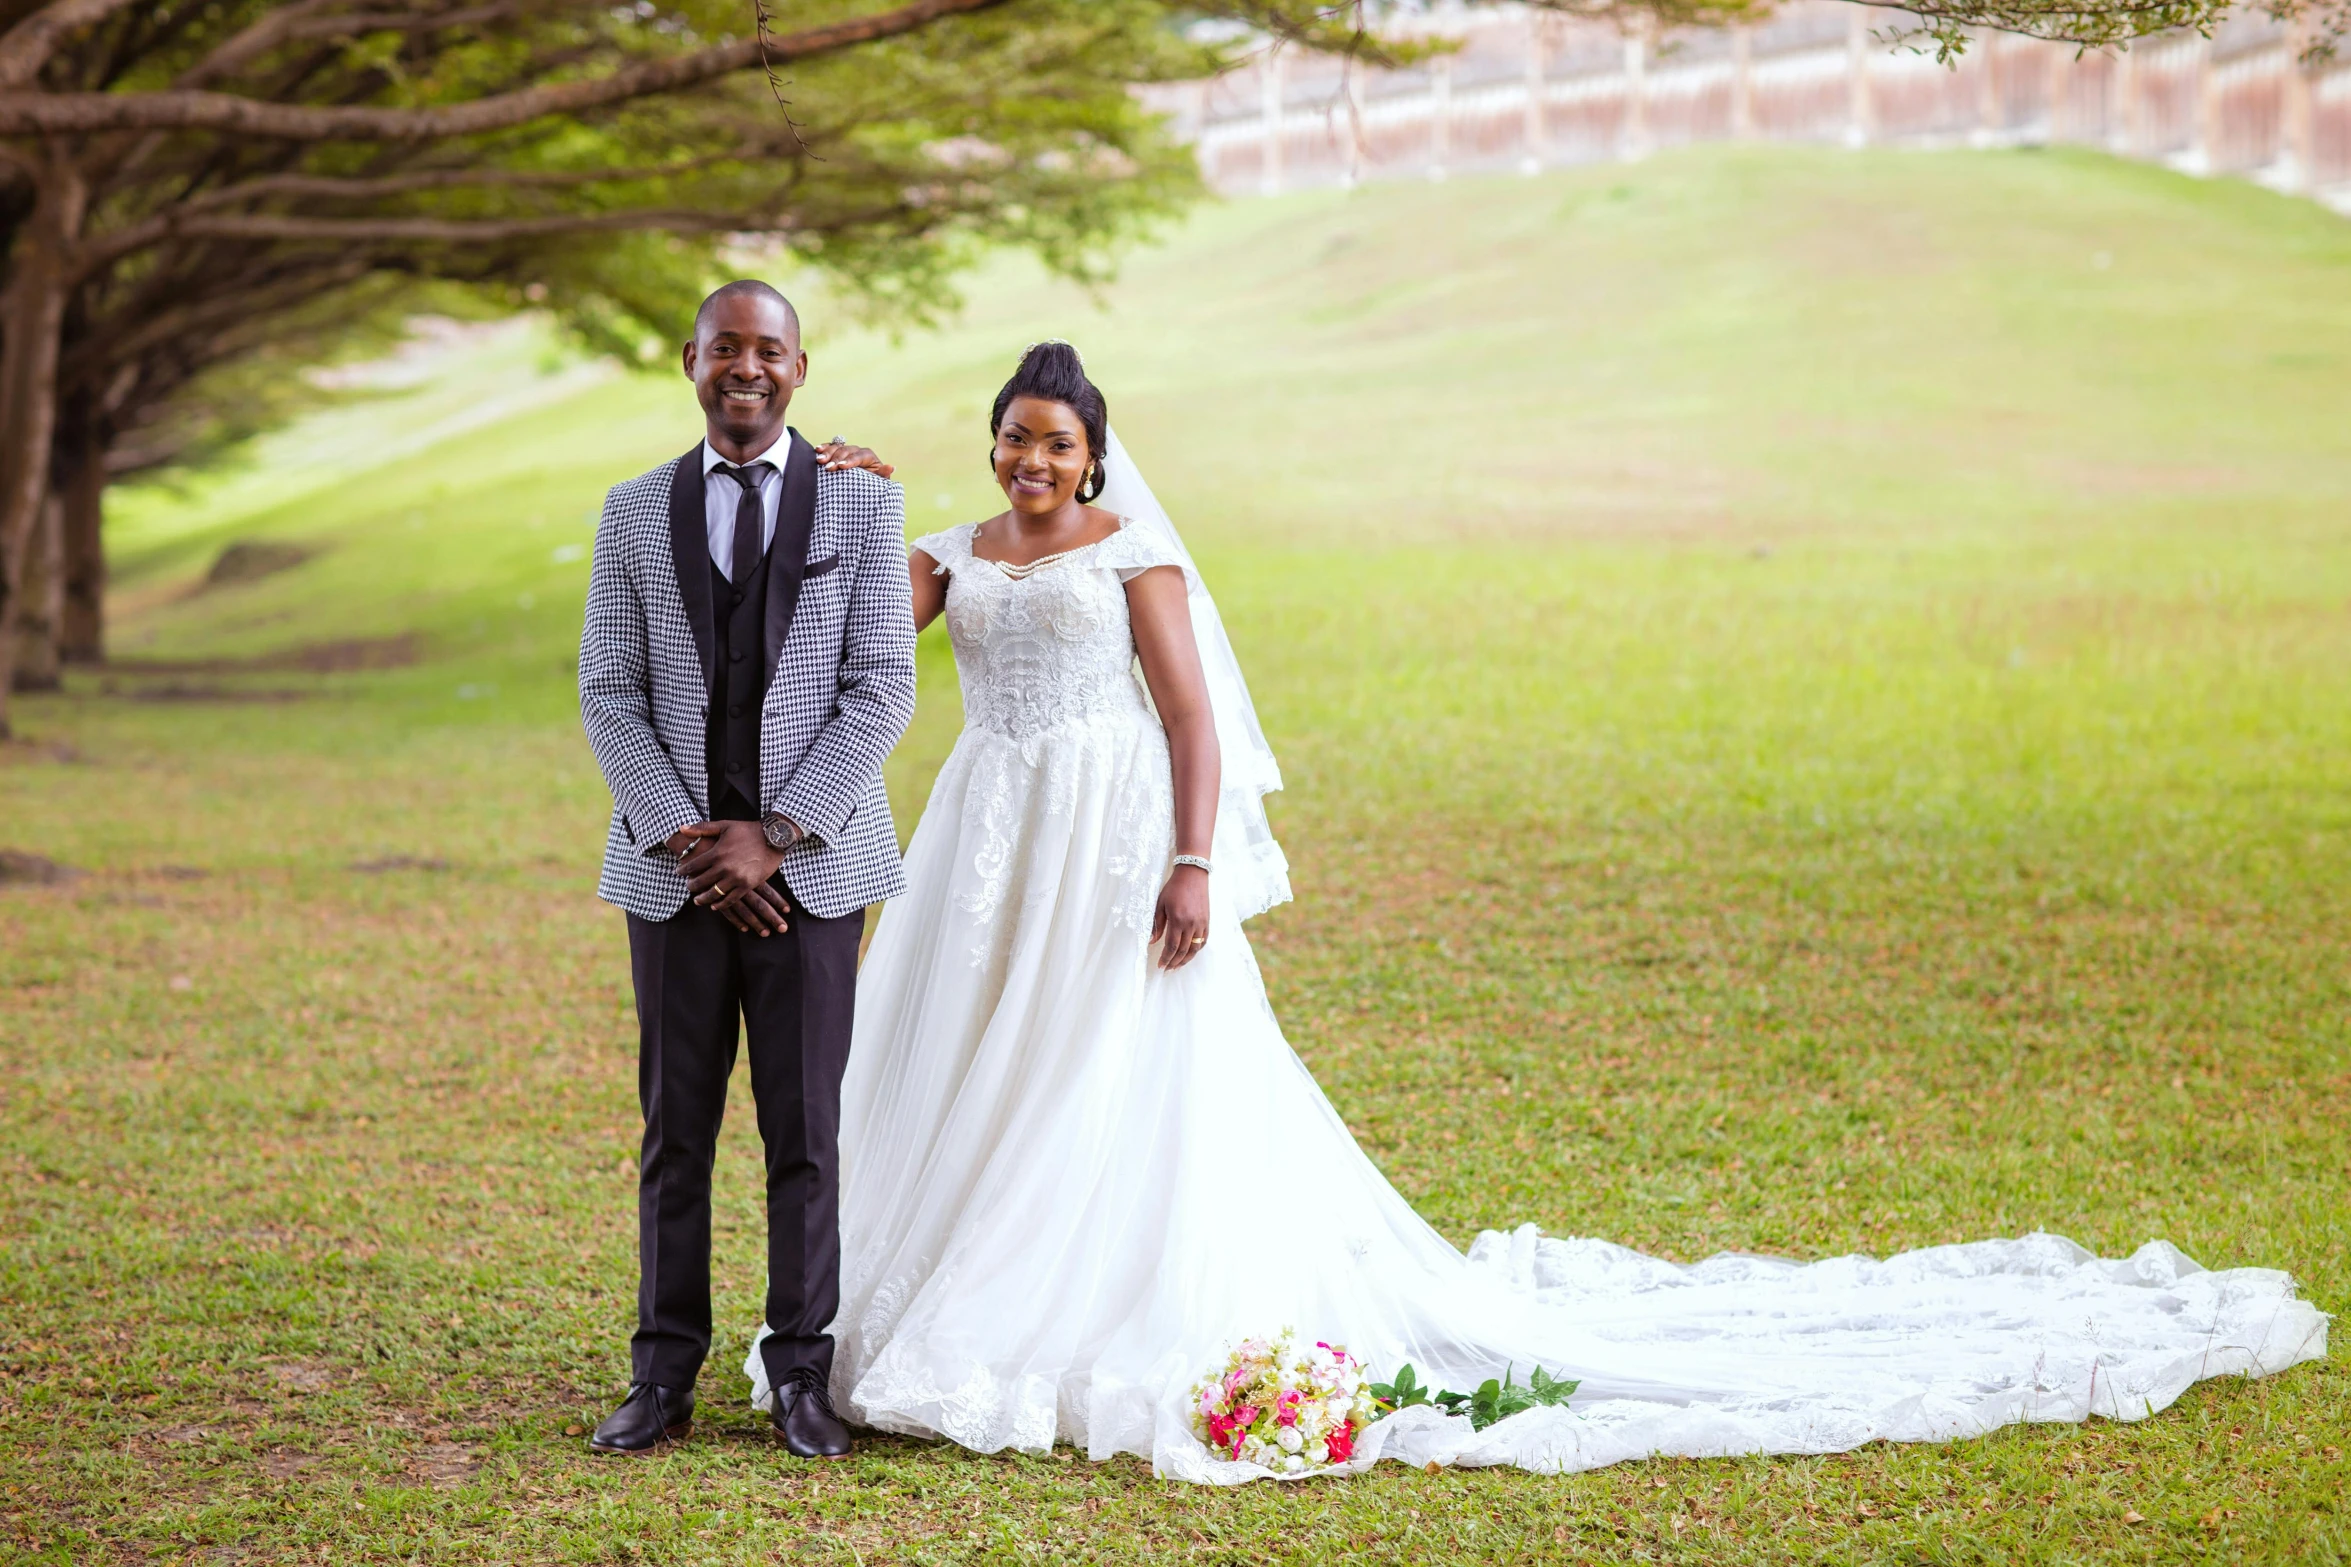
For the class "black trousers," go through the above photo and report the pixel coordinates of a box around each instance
[625,885,864,1393]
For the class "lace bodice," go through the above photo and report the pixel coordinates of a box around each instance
[914,520,1185,742]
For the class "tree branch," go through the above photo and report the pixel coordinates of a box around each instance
[174,2,524,91]
[0,0,148,91]
[159,207,778,243]
[0,0,1014,140]
[77,155,755,269]
[178,153,747,211]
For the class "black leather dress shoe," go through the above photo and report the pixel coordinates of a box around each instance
[769,1374,852,1459]
[589,1382,694,1453]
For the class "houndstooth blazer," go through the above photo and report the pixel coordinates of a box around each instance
[579,432,916,922]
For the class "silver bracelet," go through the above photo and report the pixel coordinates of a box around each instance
[1172,854,1212,874]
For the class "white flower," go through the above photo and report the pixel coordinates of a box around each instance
[1307,1441,1330,1465]
[1284,1454,1305,1473]
[1325,1396,1353,1424]
[1276,1426,1303,1454]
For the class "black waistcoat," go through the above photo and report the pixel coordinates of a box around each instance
[663,431,820,826]
[705,545,771,822]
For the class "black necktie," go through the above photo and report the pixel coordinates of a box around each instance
[715,461,772,585]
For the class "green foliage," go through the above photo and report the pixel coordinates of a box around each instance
[1368,1363,1432,1412]
[55,0,1246,477]
[1410,1364,1580,1432]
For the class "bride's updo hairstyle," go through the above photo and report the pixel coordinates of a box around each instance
[990,340,1110,503]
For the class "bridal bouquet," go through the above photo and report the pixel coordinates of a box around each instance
[1190,1331,1379,1474]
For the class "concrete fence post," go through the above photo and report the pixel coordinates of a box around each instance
[1623,24,1651,159]
[1974,32,2003,146]
[2190,37,2217,172]
[1430,53,1453,180]
[1732,24,1754,140]
[1259,45,1285,197]
[2045,41,2074,143]
[1342,62,1366,189]
[2280,24,2315,192]
[1845,6,1872,148]
[1522,14,1548,174]
[2111,45,2137,155]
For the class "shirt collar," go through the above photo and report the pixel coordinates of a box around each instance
[702,428,792,475]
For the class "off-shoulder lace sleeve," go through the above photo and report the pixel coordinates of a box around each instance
[911,523,976,575]
[1095,519,1188,583]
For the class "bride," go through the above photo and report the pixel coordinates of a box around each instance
[748,342,2326,1483]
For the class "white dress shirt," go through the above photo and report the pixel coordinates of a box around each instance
[697,431,811,848]
[702,432,788,582]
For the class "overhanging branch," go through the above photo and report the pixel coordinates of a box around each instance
[159,207,781,243]
[0,0,151,91]
[178,153,750,210]
[0,0,1014,140]
[174,3,527,90]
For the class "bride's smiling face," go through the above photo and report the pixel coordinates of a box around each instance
[992,397,1094,516]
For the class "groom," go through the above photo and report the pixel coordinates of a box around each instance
[578,279,915,1457]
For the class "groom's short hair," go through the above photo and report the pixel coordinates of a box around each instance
[694,279,799,343]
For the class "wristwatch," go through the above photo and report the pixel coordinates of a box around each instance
[761,812,804,852]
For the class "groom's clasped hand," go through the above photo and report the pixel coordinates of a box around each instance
[671,820,791,936]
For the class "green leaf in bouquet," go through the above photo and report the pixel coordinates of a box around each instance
[1528,1365,1580,1408]
[1369,1362,1430,1412]
[1462,1367,1548,1431]
[1428,1363,1580,1430]
[1465,1377,1501,1430]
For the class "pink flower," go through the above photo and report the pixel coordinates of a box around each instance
[1325,1423,1355,1464]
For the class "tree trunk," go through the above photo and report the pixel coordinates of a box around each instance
[11,488,62,691]
[58,394,104,663]
[0,161,85,737]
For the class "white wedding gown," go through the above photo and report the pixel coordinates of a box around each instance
[747,513,2327,1485]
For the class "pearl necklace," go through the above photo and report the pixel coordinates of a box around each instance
[986,545,1084,580]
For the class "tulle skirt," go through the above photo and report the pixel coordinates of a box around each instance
[749,716,2328,1483]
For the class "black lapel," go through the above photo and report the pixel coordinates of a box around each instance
[665,444,718,688]
[763,428,819,686]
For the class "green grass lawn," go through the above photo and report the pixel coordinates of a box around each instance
[2,144,2347,1563]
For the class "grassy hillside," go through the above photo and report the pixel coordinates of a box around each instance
[4,145,2347,1563]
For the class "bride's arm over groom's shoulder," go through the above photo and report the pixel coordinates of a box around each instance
[771,472,918,848]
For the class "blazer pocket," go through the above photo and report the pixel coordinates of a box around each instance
[802,552,843,579]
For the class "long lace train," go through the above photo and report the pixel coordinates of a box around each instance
[743,516,2326,1482]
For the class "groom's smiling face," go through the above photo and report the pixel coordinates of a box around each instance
[684,287,806,460]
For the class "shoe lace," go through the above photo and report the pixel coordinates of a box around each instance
[781,1370,838,1418]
